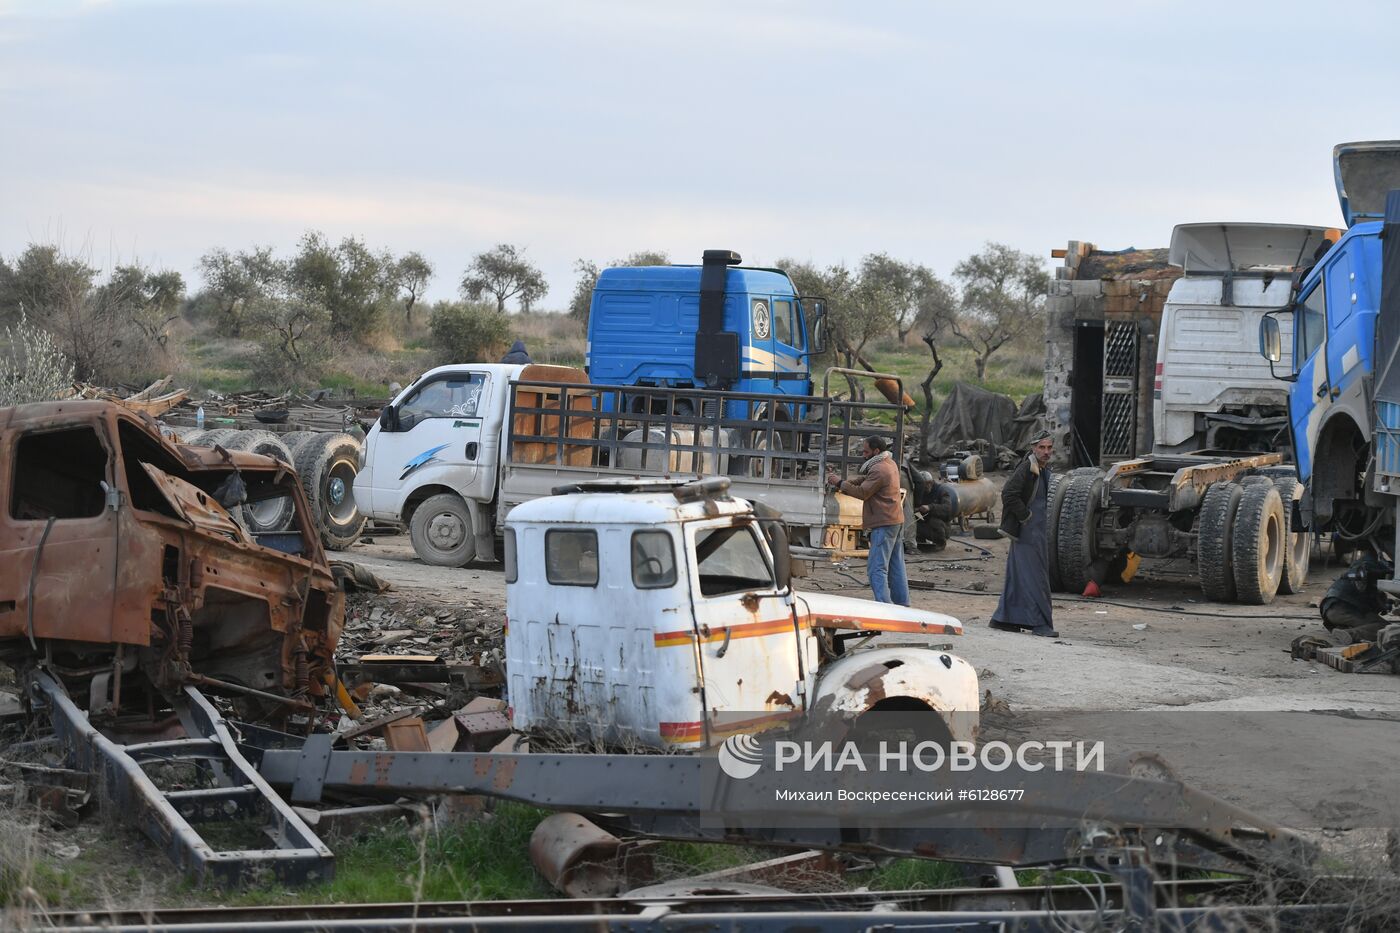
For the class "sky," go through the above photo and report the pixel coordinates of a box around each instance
[2,0,1399,309]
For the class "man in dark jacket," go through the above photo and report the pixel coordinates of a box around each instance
[827,435,908,605]
[500,340,532,364]
[990,432,1057,637]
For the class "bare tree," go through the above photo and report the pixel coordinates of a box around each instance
[918,332,944,456]
[390,251,434,324]
[950,242,1050,381]
[460,243,548,313]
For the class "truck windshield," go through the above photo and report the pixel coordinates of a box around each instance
[694,525,772,596]
[400,372,486,427]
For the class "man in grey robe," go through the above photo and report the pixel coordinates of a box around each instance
[990,432,1058,638]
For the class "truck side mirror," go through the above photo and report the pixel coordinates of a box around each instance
[762,520,792,591]
[1259,315,1282,363]
[811,310,827,354]
[379,405,400,432]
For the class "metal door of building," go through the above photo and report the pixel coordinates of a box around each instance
[1101,321,1138,462]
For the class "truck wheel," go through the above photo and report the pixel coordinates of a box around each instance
[409,493,476,567]
[223,431,297,533]
[1055,471,1103,594]
[1272,476,1310,595]
[746,427,790,479]
[293,433,366,550]
[1197,482,1243,602]
[1231,483,1285,605]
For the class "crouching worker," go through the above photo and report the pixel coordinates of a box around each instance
[827,435,908,606]
[989,432,1057,638]
[911,469,954,551]
[1320,552,1392,644]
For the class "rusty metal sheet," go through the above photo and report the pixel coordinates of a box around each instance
[141,462,246,541]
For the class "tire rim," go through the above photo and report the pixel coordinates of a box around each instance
[246,496,286,529]
[1264,513,1283,579]
[325,459,359,524]
[427,510,467,551]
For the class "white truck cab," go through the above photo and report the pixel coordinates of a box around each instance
[503,478,980,751]
[1155,223,1334,454]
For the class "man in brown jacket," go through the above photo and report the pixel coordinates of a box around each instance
[826,435,908,605]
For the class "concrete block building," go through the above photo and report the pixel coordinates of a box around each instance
[1043,242,1181,469]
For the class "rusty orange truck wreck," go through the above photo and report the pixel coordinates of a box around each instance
[0,401,343,717]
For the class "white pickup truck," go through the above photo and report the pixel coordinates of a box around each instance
[353,363,898,566]
[502,478,980,750]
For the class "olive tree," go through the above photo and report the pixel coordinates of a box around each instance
[460,244,547,313]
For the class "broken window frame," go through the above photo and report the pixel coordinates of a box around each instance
[690,522,774,598]
[8,424,114,523]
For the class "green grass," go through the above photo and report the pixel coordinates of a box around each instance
[4,800,1022,913]
[223,803,554,906]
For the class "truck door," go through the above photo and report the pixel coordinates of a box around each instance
[747,295,777,387]
[0,424,120,644]
[1289,278,1330,483]
[685,520,804,738]
[369,371,489,516]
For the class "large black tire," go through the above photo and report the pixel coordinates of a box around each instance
[1197,482,1243,602]
[280,432,321,456]
[1046,473,1069,591]
[222,431,297,533]
[409,492,475,567]
[1055,471,1103,594]
[1231,483,1286,605]
[188,428,239,448]
[1272,476,1310,595]
[292,433,366,551]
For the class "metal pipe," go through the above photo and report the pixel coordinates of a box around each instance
[184,674,314,713]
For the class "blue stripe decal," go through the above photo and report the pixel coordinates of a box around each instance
[400,443,450,481]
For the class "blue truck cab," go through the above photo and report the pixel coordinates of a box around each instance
[586,250,826,419]
[1260,141,1400,528]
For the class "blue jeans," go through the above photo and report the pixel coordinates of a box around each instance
[867,524,910,606]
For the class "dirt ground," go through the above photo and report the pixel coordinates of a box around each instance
[348,531,1400,714]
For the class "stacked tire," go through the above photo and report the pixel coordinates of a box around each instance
[1196,475,1295,605]
[177,428,366,551]
[1050,467,1104,593]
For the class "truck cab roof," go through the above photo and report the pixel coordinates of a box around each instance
[505,482,753,526]
[593,264,797,296]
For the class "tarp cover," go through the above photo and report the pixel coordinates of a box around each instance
[1006,392,1048,452]
[923,381,1018,458]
